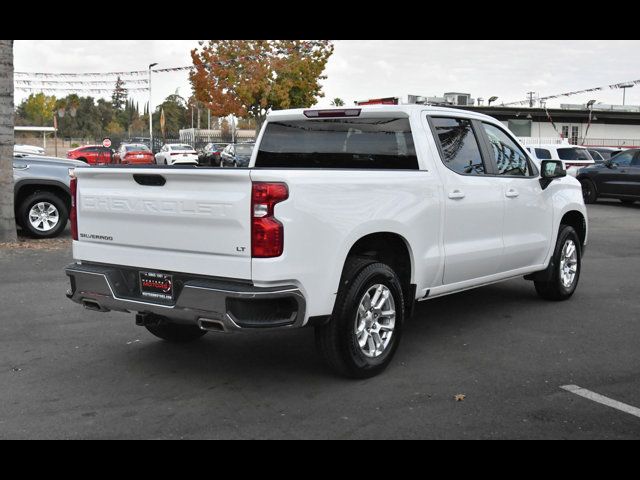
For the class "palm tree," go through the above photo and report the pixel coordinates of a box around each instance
[330,98,345,107]
[0,40,16,242]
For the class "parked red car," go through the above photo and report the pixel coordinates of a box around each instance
[114,143,155,165]
[66,145,114,165]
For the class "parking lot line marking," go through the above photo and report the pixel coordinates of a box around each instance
[561,384,640,419]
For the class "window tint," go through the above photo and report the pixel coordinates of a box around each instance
[482,123,532,176]
[587,149,604,162]
[255,118,418,169]
[431,117,484,175]
[611,151,634,166]
[535,148,552,160]
[557,148,591,161]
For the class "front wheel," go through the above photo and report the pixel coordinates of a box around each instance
[580,179,597,204]
[315,258,404,378]
[18,191,69,238]
[534,225,581,301]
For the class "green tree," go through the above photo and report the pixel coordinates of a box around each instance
[111,76,127,111]
[16,92,57,126]
[0,40,16,242]
[330,98,345,106]
[152,94,189,137]
[190,40,334,129]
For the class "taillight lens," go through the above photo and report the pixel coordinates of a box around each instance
[251,182,288,258]
[70,175,78,241]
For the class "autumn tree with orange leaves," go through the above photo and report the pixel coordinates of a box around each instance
[189,40,334,130]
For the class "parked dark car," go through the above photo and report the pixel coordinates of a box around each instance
[577,148,640,204]
[219,143,254,167]
[198,142,226,166]
[586,147,624,163]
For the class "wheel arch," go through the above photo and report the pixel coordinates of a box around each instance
[560,210,587,250]
[341,231,415,310]
[14,180,71,214]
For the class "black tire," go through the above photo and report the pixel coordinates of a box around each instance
[18,191,69,239]
[580,179,597,204]
[315,257,405,378]
[145,322,207,343]
[620,199,636,205]
[534,225,581,301]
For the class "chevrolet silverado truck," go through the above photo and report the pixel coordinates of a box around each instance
[64,105,587,378]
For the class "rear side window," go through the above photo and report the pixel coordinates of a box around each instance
[430,117,485,175]
[535,148,552,160]
[255,118,417,169]
[557,148,591,161]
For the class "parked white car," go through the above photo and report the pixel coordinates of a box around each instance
[14,144,46,156]
[525,144,595,176]
[154,144,199,165]
[65,105,587,378]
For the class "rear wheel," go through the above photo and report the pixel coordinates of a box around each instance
[145,321,207,343]
[534,225,581,301]
[315,257,404,378]
[580,179,597,204]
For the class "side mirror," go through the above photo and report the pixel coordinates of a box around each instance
[604,160,617,169]
[540,160,566,189]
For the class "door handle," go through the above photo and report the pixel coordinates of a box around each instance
[448,190,465,200]
[505,189,519,198]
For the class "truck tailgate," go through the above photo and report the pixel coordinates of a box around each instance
[72,168,252,280]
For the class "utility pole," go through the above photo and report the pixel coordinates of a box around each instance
[527,91,536,108]
[148,63,158,152]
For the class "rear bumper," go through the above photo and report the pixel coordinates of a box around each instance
[65,263,307,332]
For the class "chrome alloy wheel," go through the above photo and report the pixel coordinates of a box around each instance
[28,202,60,232]
[559,239,578,288]
[354,284,396,358]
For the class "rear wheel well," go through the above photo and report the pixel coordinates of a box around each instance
[560,211,586,248]
[344,233,414,308]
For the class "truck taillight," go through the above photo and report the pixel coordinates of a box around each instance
[251,182,288,258]
[70,176,78,241]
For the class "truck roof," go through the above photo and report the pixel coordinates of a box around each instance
[267,104,501,123]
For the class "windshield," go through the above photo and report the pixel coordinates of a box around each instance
[235,145,254,155]
[171,144,194,151]
[557,148,592,161]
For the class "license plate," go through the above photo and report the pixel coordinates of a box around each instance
[139,271,173,301]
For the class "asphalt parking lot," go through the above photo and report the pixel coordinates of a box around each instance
[1,199,639,439]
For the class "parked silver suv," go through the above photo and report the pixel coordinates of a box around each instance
[12,154,86,238]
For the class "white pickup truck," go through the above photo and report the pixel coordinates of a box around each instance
[65,105,587,378]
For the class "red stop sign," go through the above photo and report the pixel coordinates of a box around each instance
[102,138,112,148]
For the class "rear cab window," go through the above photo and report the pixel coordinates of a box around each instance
[255,117,418,169]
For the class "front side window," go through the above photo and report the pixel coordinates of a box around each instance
[482,123,532,176]
[611,151,634,166]
[431,117,485,175]
[256,117,418,169]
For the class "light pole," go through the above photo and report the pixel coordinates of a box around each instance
[148,63,158,152]
[619,83,634,106]
[488,96,498,106]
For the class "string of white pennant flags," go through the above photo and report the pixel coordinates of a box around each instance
[502,79,640,106]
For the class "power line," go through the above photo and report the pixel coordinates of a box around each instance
[502,79,640,106]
